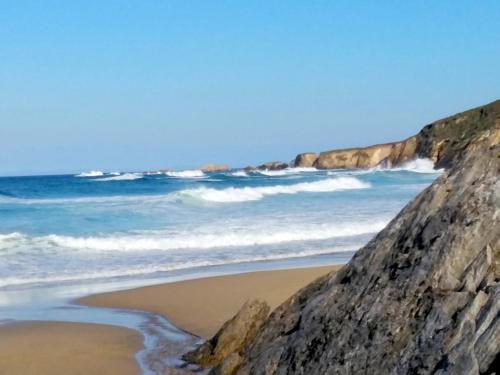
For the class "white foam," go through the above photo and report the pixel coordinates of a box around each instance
[0,219,385,255]
[393,158,444,174]
[95,173,143,181]
[165,170,205,178]
[76,170,104,177]
[0,244,359,288]
[180,177,369,203]
[256,167,318,176]
[326,158,444,176]
[231,171,249,177]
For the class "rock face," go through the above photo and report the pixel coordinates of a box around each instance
[314,136,417,169]
[208,101,500,374]
[415,103,500,169]
[293,153,318,168]
[184,300,270,373]
[257,162,289,171]
[298,100,500,170]
[201,164,230,172]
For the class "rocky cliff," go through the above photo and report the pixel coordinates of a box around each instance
[187,100,500,375]
[295,101,500,170]
[312,136,417,169]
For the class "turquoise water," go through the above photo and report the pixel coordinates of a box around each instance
[0,161,441,292]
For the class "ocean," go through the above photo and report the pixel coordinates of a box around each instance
[0,159,442,293]
[0,159,443,372]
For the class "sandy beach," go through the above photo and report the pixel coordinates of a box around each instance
[79,264,342,338]
[0,264,342,374]
[0,321,142,375]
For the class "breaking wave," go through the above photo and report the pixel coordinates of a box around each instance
[95,173,143,181]
[231,171,249,177]
[180,177,369,203]
[76,170,104,177]
[0,220,386,254]
[165,170,205,178]
[256,167,318,176]
[389,158,444,174]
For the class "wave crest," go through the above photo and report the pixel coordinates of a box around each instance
[95,173,143,181]
[165,170,205,178]
[180,177,369,203]
[256,167,318,176]
[0,219,385,253]
[76,170,104,177]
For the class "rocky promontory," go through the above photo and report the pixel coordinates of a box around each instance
[294,101,500,170]
[185,100,500,374]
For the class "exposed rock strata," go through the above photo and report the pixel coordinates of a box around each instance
[187,100,500,374]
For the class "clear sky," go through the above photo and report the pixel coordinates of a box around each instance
[1,1,499,175]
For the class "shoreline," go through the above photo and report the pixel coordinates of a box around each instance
[0,263,343,374]
[78,264,342,339]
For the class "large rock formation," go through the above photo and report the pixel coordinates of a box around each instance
[313,136,416,169]
[189,100,500,374]
[296,100,500,170]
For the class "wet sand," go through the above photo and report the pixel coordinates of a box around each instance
[79,264,342,338]
[0,321,142,375]
[0,264,342,375]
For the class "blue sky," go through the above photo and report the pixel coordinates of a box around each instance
[1,1,499,175]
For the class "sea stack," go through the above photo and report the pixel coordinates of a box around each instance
[293,153,318,168]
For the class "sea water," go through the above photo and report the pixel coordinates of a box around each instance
[0,159,442,295]
[0,159,442,373]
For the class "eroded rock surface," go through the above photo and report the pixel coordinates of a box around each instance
[314,136,416,169]
[204,101,500,374]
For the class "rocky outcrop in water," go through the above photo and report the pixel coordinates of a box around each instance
[257,162,289,171]
[294,153,318,168]
[201,164,231,172]
[188,100,500,374]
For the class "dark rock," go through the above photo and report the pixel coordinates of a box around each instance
[216,101,500,374]
[184,300,270,369]
[257,162,289,171]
